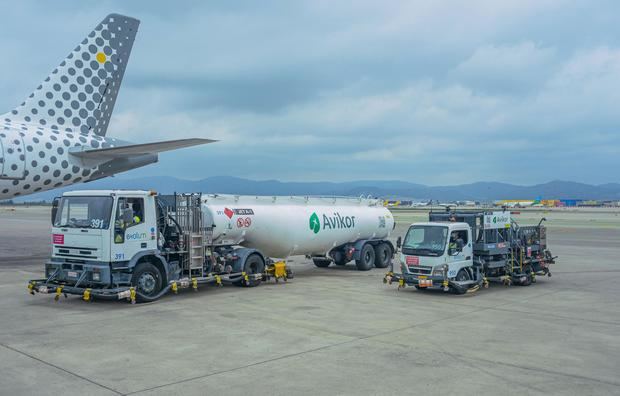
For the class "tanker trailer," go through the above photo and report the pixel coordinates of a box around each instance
[28,190,396,303]
[201,194,395,270]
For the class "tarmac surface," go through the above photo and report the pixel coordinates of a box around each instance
[0,205,619,395]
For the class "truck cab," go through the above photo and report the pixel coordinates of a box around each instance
[47,190,161,293]
[398,221,477,293]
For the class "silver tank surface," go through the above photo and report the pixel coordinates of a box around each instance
[201,195,394,258]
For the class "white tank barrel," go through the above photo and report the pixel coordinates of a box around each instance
[201,195,394,258]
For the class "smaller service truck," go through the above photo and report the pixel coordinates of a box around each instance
[384,209,556,294]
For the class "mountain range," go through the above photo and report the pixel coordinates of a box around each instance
[9,176,620,203]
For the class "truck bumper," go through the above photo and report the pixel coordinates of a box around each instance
[383,272,484,294]
[28,272,267,303]
[44,260,117,289]
[384,272,448,290]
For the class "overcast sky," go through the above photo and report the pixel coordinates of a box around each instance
[1,1,619,185]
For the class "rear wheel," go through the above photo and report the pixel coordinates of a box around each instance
[131,262,163,301]
[373,243,392,268]
[519,265,533,286]
[234,254,265,287]
[312,257,332,268]
[355,244,375,271]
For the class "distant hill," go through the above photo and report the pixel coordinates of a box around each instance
[10,176,620,203]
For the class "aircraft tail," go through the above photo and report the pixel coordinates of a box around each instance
[3,13,139,136]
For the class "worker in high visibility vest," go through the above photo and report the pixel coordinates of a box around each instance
[449,232,464,253]
[132,202,142,224]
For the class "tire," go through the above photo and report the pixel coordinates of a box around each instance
[455,269,471,282]
[519,266,533,286]
[355,244,375,271]
[131,262,163,301]
[450,269,471,294]
[240,254,265,287]
[313,257,332,268]
[332,250,347,266]
[373,243,392,268]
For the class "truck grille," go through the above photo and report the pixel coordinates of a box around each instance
[407,265,432,276]
[53,245,97,259]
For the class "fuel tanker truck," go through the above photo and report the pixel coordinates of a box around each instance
[28,189,394,302]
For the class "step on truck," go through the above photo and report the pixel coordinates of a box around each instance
[384,209,556,294]
[28,190,394,302]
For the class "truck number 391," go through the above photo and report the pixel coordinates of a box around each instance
[114,253,125,261]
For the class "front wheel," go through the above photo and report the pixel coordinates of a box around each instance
[455,269,471,282]
[131,262,163,301]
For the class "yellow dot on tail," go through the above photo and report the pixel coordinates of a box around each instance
[96,52,106,63]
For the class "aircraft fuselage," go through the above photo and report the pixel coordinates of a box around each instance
[0,120,153,200]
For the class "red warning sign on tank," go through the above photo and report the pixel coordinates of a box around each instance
[236,217,252,228]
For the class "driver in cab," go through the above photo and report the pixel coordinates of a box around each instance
[114,200,143,243]
[449,232,464,254]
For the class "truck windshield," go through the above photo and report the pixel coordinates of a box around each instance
[402,225,448,256]
[53,196,114,229]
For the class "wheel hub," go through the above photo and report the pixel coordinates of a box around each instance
[138,272,157,294]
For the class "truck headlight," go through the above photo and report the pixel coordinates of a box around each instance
[432,265,448,276]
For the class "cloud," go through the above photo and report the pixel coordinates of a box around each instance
[0,0,618,185]
[451,42,558,93]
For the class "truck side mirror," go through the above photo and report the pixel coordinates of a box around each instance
[51,197,60,224]
[396,236,402,249]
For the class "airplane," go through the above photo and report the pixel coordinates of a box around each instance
[0,14,215,201]
[495,198,542,208]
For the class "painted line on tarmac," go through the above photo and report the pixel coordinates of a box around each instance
[124,302,502,395]
[0,342,122,395]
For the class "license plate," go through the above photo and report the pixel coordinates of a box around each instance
[67,271,78,278]
[418,279,433,287]
[418,275,427,279]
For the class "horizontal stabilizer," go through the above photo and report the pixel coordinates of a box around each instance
[70,138,216,161]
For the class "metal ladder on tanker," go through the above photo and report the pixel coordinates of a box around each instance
[176,193,208,278]
[187,233,206,278]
